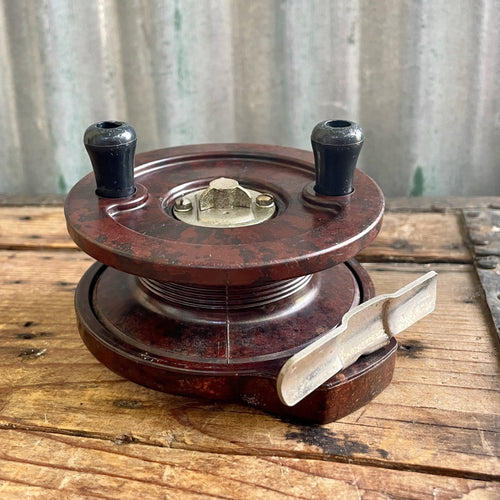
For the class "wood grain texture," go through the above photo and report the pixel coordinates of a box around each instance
[0,251,498,482]
[0,206,471,263]
[359,213,471,263]
[0,203,498,498]
[0,429,498,500]
[386,196,500,213]
[0,194,66,206]
[0,207,75,250]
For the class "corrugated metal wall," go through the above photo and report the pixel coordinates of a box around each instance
[1,0,499,197]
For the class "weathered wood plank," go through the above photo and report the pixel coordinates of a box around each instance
[0,194,66,206]
[359,213,471,263]
[1,430,498,500]
[0,207,471,263]
[0,207,75,250]
[462,208,500,346]
[386,196,500,213]
[0,252,498,480]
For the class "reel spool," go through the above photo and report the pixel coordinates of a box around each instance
[65,120,421,423]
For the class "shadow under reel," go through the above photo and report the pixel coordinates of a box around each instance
[65,119,436,424]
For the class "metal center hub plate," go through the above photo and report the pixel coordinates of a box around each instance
[173,177,276,228]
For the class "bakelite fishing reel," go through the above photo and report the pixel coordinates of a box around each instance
[65,120,436,423]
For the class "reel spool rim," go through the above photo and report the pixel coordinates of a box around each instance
[65,143,384,286]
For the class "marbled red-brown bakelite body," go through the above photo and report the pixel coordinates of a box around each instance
[65,143,394,423]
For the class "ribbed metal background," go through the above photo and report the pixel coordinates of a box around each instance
[1,0,499,196]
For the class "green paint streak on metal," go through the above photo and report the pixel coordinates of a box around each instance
[347,21,356,44]
[58,175,67,194]
[174,2,182,31]
[410,166,424,197]
[174,0,185,87]
[173,0,193,143]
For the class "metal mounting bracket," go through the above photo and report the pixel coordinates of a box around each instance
[277,271,438,406]
[463,207,500,342]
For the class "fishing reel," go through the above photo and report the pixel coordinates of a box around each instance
[65,119,436,423]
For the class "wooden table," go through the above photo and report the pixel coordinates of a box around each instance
[0,196,499,499]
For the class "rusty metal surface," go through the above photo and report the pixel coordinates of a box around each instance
[1,1,500,197]
[463,208,500,340]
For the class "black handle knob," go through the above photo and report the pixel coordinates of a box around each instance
[311,120,364,196]
[84,121,137,198]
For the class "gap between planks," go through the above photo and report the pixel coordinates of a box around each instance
[1,421,499,484]
[1,428,497,500]
[1,253,494,477]
[0,206,472,264]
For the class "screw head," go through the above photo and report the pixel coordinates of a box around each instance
[256,193,275,208]
[174,197,193,212]
[466,210,480,218]
[470,232,489,246]
[477,256,498,269]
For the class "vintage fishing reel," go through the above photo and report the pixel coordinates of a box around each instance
[65,120,436,423]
